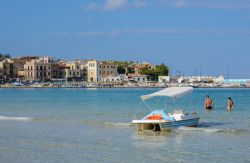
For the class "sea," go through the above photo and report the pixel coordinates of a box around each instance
[0,88,249,163]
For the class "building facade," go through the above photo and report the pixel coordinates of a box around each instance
[99,61,118,78]
[87,60,100,82]
[0,59,14,82]
[24,57,52,81]
[128,73,148,83]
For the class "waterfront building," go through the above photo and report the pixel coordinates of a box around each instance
[128,73,148,83]
[158,76,170,83]
[24,57,52,81]
[13,58,28,79]
[65,61,81,81]
[101,74,128,83]
[79,60,88,81]
[99,61,118,78]
[0,59,14,82]
[51,62,60,79]
[87,60,118,82]
[87,60,100,82]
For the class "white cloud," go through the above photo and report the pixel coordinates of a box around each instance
[84,0,146,11]
[104,0,127,11]
[52,28,250,37]
[84,3,99,11]
[132,0,147,8]
[168,0,250,9]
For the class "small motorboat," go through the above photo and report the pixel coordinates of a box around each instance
[132,87,200,131]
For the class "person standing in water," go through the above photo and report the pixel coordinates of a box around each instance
[227,97,234,110]
[204,95,214,110]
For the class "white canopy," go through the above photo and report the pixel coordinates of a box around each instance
[141,87,193,101]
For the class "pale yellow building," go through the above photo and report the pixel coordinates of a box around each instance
[24,57,52,81]
[65,61,81,81]
[87,60,100,82]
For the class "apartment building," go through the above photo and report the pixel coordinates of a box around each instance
[99,61,118,78]
[0,59,14,81]
[24,57,52,81]
[57,61,87,81]
[87,60,118,82]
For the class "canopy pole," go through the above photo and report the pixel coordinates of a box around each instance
[142,100,153,112]
[164,96,167,112]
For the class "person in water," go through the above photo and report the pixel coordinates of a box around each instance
[227,97,233,110]
[204,95,214,110]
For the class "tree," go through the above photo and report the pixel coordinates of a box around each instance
[140,63,169,81]
[0,53,11,61]
[117,65,126,74]
[155,63,169,76]
[4,54,11,58]
[127,67,135,74]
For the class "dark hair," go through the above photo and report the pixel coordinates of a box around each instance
[206,95,209,98]
[228,97,231,100]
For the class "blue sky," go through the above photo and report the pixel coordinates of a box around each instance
[1,0,250,78]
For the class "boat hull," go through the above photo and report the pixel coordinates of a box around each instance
[133,118,199,131]
[160,118,199,130]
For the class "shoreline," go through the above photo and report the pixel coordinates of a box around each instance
[0,85,249,89]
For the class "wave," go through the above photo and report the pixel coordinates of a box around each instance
[103,122,132,127]
[79,120,132,127]
[176,127,223,133]
[0,116,34,121]
[176,126,247,134]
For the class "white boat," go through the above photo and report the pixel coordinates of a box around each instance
[132,87,200,131]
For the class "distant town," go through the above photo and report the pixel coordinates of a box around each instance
[0,53,249,88]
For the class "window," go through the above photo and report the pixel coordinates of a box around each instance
[44,66,46,70]
[37,66,38,70]
[28,66,29,70]
[48,72,50,76]
[31,66,33,70]
[48,66,50,70]
[40,66,43,70]
[77,66,79,69]
[40,72,42,76]
[77,72,79,75]
[107,66,109,68]
[37,72,39,77]
[70,72,71,75]
[44,72,46,76]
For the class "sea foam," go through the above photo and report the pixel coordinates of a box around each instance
[0,116,34,121]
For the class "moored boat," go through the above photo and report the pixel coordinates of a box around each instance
[132,87,200,131]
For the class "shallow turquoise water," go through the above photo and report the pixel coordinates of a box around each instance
[0,88,249,162]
